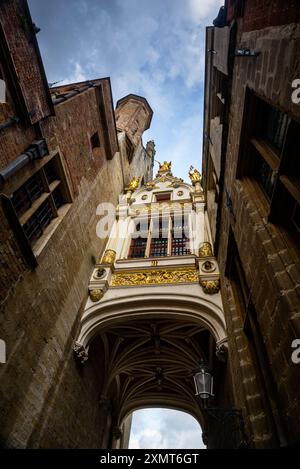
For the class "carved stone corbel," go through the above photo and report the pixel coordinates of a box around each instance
[216,339,228,362]
[89,288,104,302]
[201,279,220,294]
[73,342,88,364]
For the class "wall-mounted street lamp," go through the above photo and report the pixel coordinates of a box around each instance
[193,360,248,448]
[193,360,214,401]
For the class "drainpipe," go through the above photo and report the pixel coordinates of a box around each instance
[0,139,48,183]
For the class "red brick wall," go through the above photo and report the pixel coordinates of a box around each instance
[0,62,37,170]
[42,88,108,197]
[0,0,52,123]
[243,0,300,32]
[227,0,235,23]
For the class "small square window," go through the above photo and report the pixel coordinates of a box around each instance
[91,132,100,149]
[155,193,171,202]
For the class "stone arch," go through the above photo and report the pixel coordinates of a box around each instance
[74,290,228,448]
[120,401,204,431]
[77,291,227,353]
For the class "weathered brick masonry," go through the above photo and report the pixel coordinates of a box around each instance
[203,0,300,447]
[0,0,153,448]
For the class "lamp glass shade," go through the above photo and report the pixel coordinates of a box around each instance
[193,369,213,399]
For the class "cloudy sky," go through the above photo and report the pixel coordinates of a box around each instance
[129,408,205,449]
[28,0,222,448]
[28,0,223,180]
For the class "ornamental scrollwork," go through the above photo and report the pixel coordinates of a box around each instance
[111,268,199,287]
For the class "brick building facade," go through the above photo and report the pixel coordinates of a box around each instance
[202,0,300,448]
[0,0,153,448]
[1,0,300,450]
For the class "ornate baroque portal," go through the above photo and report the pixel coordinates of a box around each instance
[74,162,229,448]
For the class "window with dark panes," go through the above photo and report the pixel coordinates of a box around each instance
[150,215,168,257]
[12,172,44,217]
[10,155,71,247]
[238,91,300,254]
[155,192,171,202]
[171,215,190,256]
[127,211,192,259]
[91,132,100,149]
[128,237,147,258]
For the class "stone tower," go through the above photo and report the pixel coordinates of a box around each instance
[115,94,154,185]
[115,94,153,147]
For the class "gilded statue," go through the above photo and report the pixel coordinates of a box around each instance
[126,176,140,192]
[189,166,202,185]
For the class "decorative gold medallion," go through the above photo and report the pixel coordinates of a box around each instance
[201,260,216,272]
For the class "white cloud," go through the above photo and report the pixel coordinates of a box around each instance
[30,0,215,180]
[61,62,87,85]
[188,0,224,22]
[129,408,206,449]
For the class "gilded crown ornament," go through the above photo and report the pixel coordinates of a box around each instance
[159,161,172,172]
[156,160,173,177]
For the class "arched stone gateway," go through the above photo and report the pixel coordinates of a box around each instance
[76,291,227,354]
[74,163,246,449]
[76,301,227,449]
